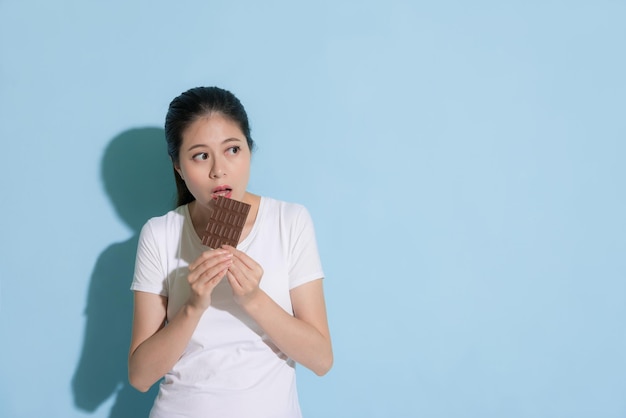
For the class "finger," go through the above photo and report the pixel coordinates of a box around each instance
[226,258,246,286]
[189,249,231,271]
[189,255,229,279]
[189,258,232,286]
[206,268,228,288]
[225,269,243,292]
[221,245,259,270]
[195,255,233,281]
[228,259,261,295]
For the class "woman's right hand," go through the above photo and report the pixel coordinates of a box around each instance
[186,249,233,311]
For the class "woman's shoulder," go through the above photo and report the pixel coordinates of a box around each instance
[141,205,187,235]
[260,196,308,216]
[259,196,313,228]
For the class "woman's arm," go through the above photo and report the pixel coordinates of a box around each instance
[128,292,203,392]
[128,249,233,392]
[225,247,333,375]
[250,279,333,376]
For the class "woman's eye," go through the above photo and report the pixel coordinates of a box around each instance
[192,152,208,161]
[227,146,241,155]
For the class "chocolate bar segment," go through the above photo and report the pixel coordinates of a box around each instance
[201,196,251,249]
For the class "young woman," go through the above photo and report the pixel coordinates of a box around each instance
[128,87,332,418]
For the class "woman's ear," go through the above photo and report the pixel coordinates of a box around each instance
[173,162,184,180]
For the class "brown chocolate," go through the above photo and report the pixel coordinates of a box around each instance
[201,196,251,249]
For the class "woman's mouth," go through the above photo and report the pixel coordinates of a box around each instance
[211,186,232,200]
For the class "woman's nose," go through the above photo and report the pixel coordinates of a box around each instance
[209,161,224,179]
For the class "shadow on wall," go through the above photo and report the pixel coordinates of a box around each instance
[72,127,176,417]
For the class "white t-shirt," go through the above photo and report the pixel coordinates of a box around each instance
[131,196,324,418]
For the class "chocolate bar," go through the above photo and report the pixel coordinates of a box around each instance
[201,196,251,249]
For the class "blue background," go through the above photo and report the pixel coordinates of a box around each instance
[1,1,625,417]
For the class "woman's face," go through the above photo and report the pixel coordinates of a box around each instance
[175,113,252,208]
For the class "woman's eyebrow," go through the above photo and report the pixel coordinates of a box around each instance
[186,144,208,152]
[222,137,243,145]
[186,138,242,152]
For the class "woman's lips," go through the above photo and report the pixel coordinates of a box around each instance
[211,186,232,200]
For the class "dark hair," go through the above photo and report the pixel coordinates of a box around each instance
[164,86,254,207]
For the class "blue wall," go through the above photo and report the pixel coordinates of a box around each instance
[1,1,625,417]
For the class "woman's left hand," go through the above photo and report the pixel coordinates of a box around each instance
[221,245,264,307]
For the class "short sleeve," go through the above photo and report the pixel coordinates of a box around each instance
[131,221,168,296]
[288,206,324,289]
